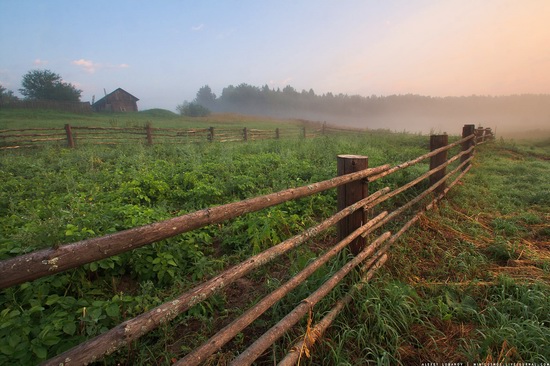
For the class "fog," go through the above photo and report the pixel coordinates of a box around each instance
[193,85,550,137]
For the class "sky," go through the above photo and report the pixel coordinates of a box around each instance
[1,0,550,111]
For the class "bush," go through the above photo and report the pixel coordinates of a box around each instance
[176,102,210,117]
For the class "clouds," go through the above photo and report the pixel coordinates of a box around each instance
[72,59,97,73]
[72,59,129,74]
[191,23,204,31]
[33,59,48,66]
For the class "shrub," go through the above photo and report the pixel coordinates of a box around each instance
[176,102,210,117]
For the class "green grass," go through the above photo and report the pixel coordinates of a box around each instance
[1,109,549,365]
[0,108,307,129]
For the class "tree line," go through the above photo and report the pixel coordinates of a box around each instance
[180,84,550,132]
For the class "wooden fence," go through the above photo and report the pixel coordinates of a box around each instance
[0,100,92,113]
[0,124,320,149]
[0,124,494,365]
[0,122,453,149]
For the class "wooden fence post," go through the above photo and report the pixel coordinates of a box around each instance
[243,127,248,142]
[476,126,484,143]
[461,124,475,170]
[145,123,153,145]
[275,128,280,139]
[208,127,215,142]
[484,127,492,141]
[64,124,75,148]
[429,134,448,194]
[302,126,307,138]
[337,155,369,255]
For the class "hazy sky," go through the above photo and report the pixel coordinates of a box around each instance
[1,0,549,111]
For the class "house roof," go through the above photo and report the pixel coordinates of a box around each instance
[93,88,139,105]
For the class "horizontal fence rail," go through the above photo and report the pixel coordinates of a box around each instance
[0,123,496,149]
[0,124,494,365]
[0,164,391,288]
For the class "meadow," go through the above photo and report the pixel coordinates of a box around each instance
[0,109,549,365]
[0,108,305,129]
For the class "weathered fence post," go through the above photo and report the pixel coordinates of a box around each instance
[275,128,280,139]
[302,126,307,138]
[337,155,369,255]
[476,126,484,143]
[64,124,75,148]
[461,124,475,170]
[429,134,448,194]
[145,123,153,145]
[484,127,492,141]
[208,127,215,142]
[243,127,248,142]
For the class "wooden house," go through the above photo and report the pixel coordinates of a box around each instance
[92,88,139,112]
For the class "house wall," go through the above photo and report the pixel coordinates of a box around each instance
[109,90,138,112]
[92,89,138,112]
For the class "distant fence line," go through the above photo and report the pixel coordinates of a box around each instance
[0,124,494,365]
[0,100,92,113]
[0,123,495,149]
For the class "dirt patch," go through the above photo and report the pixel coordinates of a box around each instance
[223,277,261,311]
[113,274,139,295]
[399,319,476,364]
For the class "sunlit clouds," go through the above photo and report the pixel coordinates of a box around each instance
[72,59,129,74]
[72,59,97,73]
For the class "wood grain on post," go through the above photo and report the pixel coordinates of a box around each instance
[145,123,153,145]
[429,135,448,194]
[461,124,475,170]
[64,124,75,148]
[337,155,368,255]
[484,127,492,141]
[476,126,484,143]
[208,127,214,142]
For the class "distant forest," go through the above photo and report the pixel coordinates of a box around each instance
[190,84,550,135]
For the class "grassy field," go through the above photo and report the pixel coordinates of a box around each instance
[0,109,548,365]
[0,108,309,129]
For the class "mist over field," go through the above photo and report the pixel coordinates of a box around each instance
[188,84,550,136]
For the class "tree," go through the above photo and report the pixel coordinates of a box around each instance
[194,85,217,109]
[176,101,210,117]
[19,69,82,101]
[0,84,19,104]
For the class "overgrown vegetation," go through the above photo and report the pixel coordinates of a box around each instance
[0,110,548,364]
